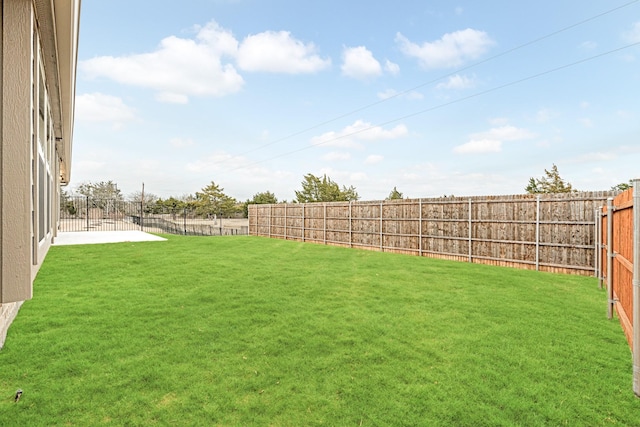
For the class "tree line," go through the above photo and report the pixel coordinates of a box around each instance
[65,166,631,218]
[64,174,376,218]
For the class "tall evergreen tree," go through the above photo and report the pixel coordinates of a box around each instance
[195,181,238,217]
[387,186,404,200]
[525,164,576,194]
[294,174,359,203]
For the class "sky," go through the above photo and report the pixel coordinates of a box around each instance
[70,0,640,202]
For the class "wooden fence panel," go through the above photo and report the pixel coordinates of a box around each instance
[250,191,617,275]
[600,188,635,346]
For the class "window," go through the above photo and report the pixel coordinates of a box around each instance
[34,38,54,249]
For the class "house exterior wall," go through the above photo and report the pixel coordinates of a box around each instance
[0,0,80,348]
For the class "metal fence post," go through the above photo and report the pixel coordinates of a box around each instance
[324,203,327,245]
[631,179,640,396]
[468,198,472,263]
[183,207,187,235]
[86,196,89,231]
[536,195,541,271]
[607,197,614,320]
[349,201,352,248]
[380,201,384,252]
[419,199,423,256]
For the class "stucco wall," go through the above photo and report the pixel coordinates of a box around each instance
[0,301,23,348]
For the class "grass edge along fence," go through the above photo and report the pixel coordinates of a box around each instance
[249,191,616,276]
[597,179,640,396]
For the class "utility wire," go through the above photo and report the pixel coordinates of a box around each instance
[226,40,640,172]
[220,0,639,161]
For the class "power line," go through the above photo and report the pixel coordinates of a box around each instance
[219,0,639,162]
[226,40,640,172]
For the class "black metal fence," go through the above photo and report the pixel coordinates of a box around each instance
[59,197,248,236]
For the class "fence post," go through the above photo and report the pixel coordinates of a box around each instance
[86,196,89,231]
[536,195,541,271]
[139,201,144,231]
[632,179,640,396]
[607,197,614,320]
[284,204,288,240]
[302,204,305,242]
[324,203,327,245]
[468,198,472,263]
[419,199,423,256]
[593,208,602,289]
[598,206,604,289]
[380,201,384,252]
[349,201,353,248]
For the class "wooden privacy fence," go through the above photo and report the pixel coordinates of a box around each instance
[598,183,639,346]
[249,191,616,275]
[597,179,640,396]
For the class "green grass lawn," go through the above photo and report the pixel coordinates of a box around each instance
[1,235,638,426]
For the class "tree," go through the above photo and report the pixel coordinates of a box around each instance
[294,174,359,203]
[128,191,159,205]
[386,186,404,200]
[75,180,123,200]
[611,181,632,192]
[195,181,238,217]
[75,180,123,210]
[157,196,187,211]
[525,164,576,194]
[60,189,77,215]
[243,191,278,217]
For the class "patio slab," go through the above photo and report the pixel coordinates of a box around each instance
[53,231,167,246]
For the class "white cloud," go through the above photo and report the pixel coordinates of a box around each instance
[454,139,502,154]
[237,31,331,73]
[384,60,400,75]
[341,46,382,80]
[478,125,536,141]
[365,154,384,164]
[571,151,616,163]
[350,172,368,181]
[311,120,409,148]
[623,21,640,43]
[436,74,476,90]
[454,125,535,154]
[80,21,244,103]
[75,93,136,127]
[395,28,494,69]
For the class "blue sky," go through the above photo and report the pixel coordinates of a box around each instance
[71,0,640,201]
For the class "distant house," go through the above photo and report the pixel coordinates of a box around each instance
[0,0,81,347]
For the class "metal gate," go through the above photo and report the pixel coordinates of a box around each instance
[59,197,141,232]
